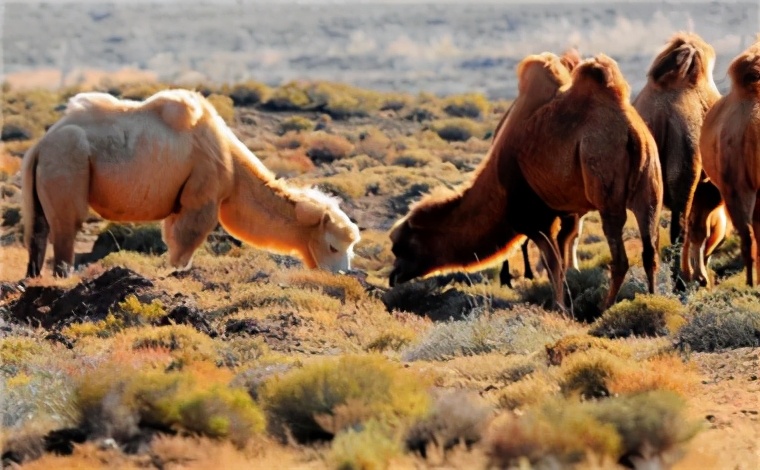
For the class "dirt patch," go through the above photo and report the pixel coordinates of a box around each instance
[223,311,303,350]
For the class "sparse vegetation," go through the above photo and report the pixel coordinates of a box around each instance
[0,78,753,468]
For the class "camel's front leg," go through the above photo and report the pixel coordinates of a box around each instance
[163,201,219,271]
[600,212,629,310]
[531,233,565,312]
[724,188,757,287]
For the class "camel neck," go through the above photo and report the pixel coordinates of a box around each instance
[218,146,313,265]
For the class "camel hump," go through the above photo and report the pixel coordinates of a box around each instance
[573,54,630,100]
[65,92,126,115]
[142,89,206,132]
[649,40,700,86]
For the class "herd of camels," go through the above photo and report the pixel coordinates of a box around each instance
[19,32,760,312]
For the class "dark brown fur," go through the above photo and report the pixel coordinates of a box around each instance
[632,32,722,288]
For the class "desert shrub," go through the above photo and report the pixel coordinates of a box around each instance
[206,93,235,124]
[284,270,366,303]
[262,149,316,177]
[365,330,416,353]
[328,420,403,470]
[119,83,167,100]
[401,308,570,362]
[228,80,271,106]
[260,354,432,442]
[390,149,435,168]
[676,289,760,351]
[308,82,383,119]
[75,365,265,447]
[558,349,626,399]
[129,324,218,364]
[429,118,484,142]
[279,115,314,134]
[274,131,307,149]
[442,93,490,119]
[62,313,126,339]
[1,115,36,141]
[305,131,354,163]
[85,222,167,263]
[405,390,492,455]
[496,373,558,410]
[608,354,699,397]
[2,204,20,228]
[486,391,697,468]
[545,334,633,366]
[405,104,441,122]
[380,93,414,112]
[589,294,687,339]
[2,366,79,430]
[354,128,391,160]
[263,82,313,111]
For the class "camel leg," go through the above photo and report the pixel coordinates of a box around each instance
[724,189,757,287]
[521,241,534,280]
[600,212,629,310]
[753,197,760,288]
[531,233,565,311]
[499,260,513,288]
[26,190,50,278]
[558,214,581,271]
[632,207,660,296]
[163,201,219,271]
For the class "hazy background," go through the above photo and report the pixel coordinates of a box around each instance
[2,1,758,98]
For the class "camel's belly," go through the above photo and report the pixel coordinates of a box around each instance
[89,159,193,222]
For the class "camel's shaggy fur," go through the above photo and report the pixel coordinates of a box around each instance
[513,53,664,310]
[632,32,723,287]
[21,89,360,277]
[699,39,760,286]
[389,52,602,311]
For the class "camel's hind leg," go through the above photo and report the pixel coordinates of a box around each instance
[530,232,565,311]
[558,214,581,271]
[600,212,630,310]
[35,127,90,277]
[26,187,50,278]
[724,188,757,287]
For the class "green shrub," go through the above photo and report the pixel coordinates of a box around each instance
[263,82,314,111]
[308,82,383,119]
[429,118,484,142]
[558,350,625,399]
[76,366,265,447]
[442,93,490,119]
[260,354,432,442]
[589,294,687,339]
[279,115,314,134]
[228,80,271,106]
[328,420,402,470]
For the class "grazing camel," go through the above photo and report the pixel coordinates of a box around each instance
[389,52,596,310]
[632,32,722,287]
[514,54,664,309]
[699,39,760,286]
[22,89,360,278]
[682,178,731,286]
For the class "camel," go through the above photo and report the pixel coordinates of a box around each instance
[389,52,607,311]
[513,54,664,309]
[699,39,760,286]
[682,178,731,286]
[21,89,361,278]
[632,32,722,287]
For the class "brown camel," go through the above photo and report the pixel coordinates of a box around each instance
[632,32,722,287]
[683,178,731,286]
[22,89,360,278]
[389,52,618,311]
[514,54,664,309]
[699,39,760,286]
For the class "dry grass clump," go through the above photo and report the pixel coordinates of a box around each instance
[354,128,392,160]
[429,118,485,142]
[227,80,272,106]
[328,419,404,470]
[309,82,384,119]
[205,93,235,124]
[545,334,633,366]
[259,354,432,442]
[676,287,760,352]
[127,324,219,364]
[263,81,314,111]
[282,270,367,303]
[118,82,169,100]
[589,294,687,339]
[496,373,559,411]
[74,363,266,447]
[485,391,699,468]
[262,149,316,177]
[389,148,436,168]
[441,93,490,119]
[558,349,626,399]
[306,131,355,164]
[279,115,314,134]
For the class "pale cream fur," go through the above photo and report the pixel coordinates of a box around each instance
[22,88,360,277]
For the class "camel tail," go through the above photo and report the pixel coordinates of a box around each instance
[21,142,49,277]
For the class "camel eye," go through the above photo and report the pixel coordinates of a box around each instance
[329,244,338,254]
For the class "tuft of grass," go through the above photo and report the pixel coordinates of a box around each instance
[545,334,633,366]
[75,364,265,447]
[306,131,355,164]
[496,373,558,411]
[263,81,314,111]
[128,324,219,364]
[260,354,432,442]
[442,93,490,119]
[354,128,391,160]
[227,80,271,106]
[308,82,383,119]
[558,349,626,399]
[589,294,687,339]
[328,420,403,470]
[429,118,484,142]
[389,149,435,168]
[279,115,314,134]
[206,93,235,124]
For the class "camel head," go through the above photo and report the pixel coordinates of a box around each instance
[572,54,632,102]
[516,52,573,98]
[294,189,360,272]
[647,32,717,90]
[728,39,760,95]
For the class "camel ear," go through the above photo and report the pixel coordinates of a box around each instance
[560,48,581,72]
[650,44,697,85]
[295,201,324,226]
